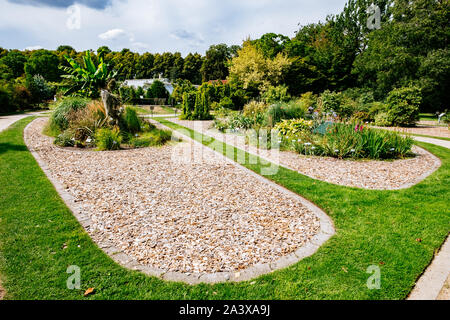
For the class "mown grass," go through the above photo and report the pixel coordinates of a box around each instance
[0,117,448,300]
[129,105,177,115]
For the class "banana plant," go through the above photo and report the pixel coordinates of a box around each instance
[60,51,117,98]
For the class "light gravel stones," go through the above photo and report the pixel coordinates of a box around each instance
[170,119,441,190]
[24,118,334,284]
[379,124,450,139]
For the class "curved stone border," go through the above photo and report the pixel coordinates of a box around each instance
[408,234,450,300]
[24,119,335,285]
[168,119,442,191]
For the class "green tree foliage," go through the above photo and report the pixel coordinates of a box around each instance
[180,86,212,120]
[180,91,197,120]
[253,33,291,59]
[24,50,61,82]
[385,86,422,126]
[201,44,232,82]
[169,52,184,81]
[57,45,76,53]
[171,80,196,105]
[229,41,291,93]
[0,51,27,79]
[182,53,203,84]
[26,74,55,104]
[0,86,14,113]
[96,46,111,57]
[149,80,169,98]
[353,0,449,112]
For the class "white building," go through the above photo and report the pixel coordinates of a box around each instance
[122,76,174,95]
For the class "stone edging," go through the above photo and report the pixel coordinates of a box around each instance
[24,118,335,285]
[408,234,450,300]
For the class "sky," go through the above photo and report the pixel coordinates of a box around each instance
[0,0,348,56]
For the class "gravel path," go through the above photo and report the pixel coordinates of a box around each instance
[170,120,441,190]
[413,136,450,149]
[24,118,322,274]
[377,125,450,139]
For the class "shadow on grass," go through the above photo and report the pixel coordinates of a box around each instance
[0,143,29,154]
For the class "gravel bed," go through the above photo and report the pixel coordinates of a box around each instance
[24,118,321,273]
[170,119,441,190]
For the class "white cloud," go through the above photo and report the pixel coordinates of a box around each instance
[98,28,128,41]
[0,0,349,55]
[24,45,44,50]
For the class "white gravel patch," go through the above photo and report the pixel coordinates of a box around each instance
[24,118,322,274]
[170,119,441,190]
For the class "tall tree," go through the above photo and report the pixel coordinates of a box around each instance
[253,33,291,59]
[201,44,231,82]
[182,53,203,84]
[0,51,27,79]
[228,41,291,93]
[24,50,60,82]
[353,0,449,111]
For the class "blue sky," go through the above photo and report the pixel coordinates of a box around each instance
[0,0,348,55]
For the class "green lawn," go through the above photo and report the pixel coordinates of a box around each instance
[0,117,449,300]
[130,105,177,115]
[419,113,437,121]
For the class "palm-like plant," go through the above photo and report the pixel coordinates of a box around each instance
[60,51,117,98]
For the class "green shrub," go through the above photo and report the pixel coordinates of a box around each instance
[11,85,32,111]
[368,102,388,122]
[149,80,169,99]
[180,91,197,120]
[95,127,122,151]
[386,86,421,126]
[218,96,234,109]
[298,92,318,111]
[319,90,355,119]
[135,86,145,98]
[230,88,247,110]
[193,89,212,120]
[54,130,75,147]
[265,100,307,127]
[242,101,267,128]
[119,86,136,103]
[26,74,54,104]
[351,111,371,123]
[228,113,254,130]
[0,86,14,113]
[286,123,413,160]
[50,97,89,131]
[130,129,171,148]
[274,119,314,137]
[262,85,291,103]
[121,106,141,133]
[214,119,230,132]
[375,112,393,127]
[318,90,342,115]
